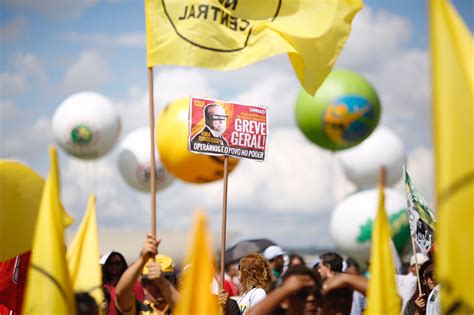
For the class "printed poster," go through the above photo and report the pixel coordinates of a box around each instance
[188,97,268,161]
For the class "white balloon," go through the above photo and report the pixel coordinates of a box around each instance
[329,188,410,266]
[337,126,406,189]
[118,127,174,192]
[52,91,121,159]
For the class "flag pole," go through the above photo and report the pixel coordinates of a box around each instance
[379,166,386,190]
[148,67,157,237]
[220,155,229,291]
[410,234,423,293]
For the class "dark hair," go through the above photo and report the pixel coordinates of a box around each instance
[319,252,343,272]
[345,257,360,271]
[282,265,322,301]
[75,292,99,315]
[102,251,128,285]
[288,253,306,267]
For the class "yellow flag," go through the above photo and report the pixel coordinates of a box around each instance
[0,161,43,262]
[67,194,104,306]
[364,183,401,315]
[145,0,363,95]
[430,0,474,313]
[22,147,76,315]
[174,211,219,315]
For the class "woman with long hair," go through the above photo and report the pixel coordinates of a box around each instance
[101,251,144,315]
[237,253,274,314]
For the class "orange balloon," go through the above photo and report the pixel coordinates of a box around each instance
[156,98,239,183]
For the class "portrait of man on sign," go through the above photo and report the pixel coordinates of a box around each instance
[191,103,229,146]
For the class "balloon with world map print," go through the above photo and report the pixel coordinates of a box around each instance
[156,97,240,184]
[295,69,381,151]
[118,127,174,192]
[329,188,410,267]
[52,91,121,159]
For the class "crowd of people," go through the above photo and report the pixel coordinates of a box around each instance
[73,233,440,315]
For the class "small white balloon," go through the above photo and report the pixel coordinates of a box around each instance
[329,188,410,267]
[337,126,406,189]
[52,91,121,159]
[118,127,174,192]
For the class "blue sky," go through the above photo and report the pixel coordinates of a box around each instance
[1,0,473,260]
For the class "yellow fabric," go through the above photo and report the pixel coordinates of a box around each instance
[145,0,363,95]
[430,0,474,313]
[143,254,175,275]
[174,211,219,315]
[0,161,44,262]
[22,147,76,314]
[364,183,401,315]
[67,194,104,306]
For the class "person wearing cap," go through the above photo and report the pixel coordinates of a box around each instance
[263,246,286,281]
[408,253,429,276]
[115,234,179,315]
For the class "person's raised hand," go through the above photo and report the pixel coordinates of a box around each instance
[321,273,346,294]
[218,289,229,306]
[140,233,160,260]
[146,261,164,284]
[414,293,426,310]
[282,275,315,295]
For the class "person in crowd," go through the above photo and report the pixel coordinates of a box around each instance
[76,292,99,315]
[248,265,322,315]
[100,251,144,315]
[344,258,360,275]
[408,253,429,276]
[224,262,241,296]
[115,234,179,315]
[317,252,343,281]
[288,254,306,268]
[263,246,286,282]
[405,259,440,315]
[343,258,365,315]
[237,253,274,314]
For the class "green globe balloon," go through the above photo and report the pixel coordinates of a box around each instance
[295,69,381,151]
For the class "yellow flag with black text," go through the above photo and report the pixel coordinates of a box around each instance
[174,211,219,315]
[68,194,103,306]
[22,147,76,315]
[364,183,401,315]
[145,0,363,95]
[430,0,474,313]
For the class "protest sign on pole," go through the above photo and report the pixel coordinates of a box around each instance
[188,96,268,290]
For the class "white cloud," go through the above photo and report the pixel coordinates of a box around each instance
[61,32,145,48]
[2,0,97,19]
[62,50,110,94]
[0,16,27,42]
[0,52,47,97]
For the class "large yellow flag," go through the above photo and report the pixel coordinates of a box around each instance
[22,147,76,315]
[0,161,43,262]
[430,0,474,313]
[145,0,363,95]
[67,194,104,306]
[174,211,220,315]
[364,183,401,315]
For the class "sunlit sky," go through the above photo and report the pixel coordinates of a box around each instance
[1,1,473,255]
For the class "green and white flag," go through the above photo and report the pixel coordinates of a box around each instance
[403,166,436,255]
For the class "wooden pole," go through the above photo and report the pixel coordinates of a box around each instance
[148,67,157,237]
[220,155,230,291]
[410,236,423,293]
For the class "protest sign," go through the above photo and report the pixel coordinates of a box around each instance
[188,97,268,161]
